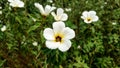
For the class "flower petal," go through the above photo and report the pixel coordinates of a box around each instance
[60,13,68,21]
[81,16,86,20]
[46,40,59,49]
[62,27,75,40]
[82,11,88,18]
[18,1,24,7]
[45,5,51,15]
[8,0,13,2]
[53,21,65,33]
[92,16,99,22]
[51,12,56,17]
[1,25,6,32]
[57,8,64,16]
[58,40,71,52]
[50,6,56,12]
[89,11,96,15]
[43,28,55,40]
[34,3,45,15]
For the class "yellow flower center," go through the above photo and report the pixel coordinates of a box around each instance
[55,36,62,42]
[87,18,92,22]
[54,33,64,43]
[56,16,61,21]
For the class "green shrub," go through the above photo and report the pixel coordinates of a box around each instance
[0,0,120,68]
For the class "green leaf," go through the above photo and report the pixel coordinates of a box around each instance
[15,16,23,24]
[0,60,6,67]
[27,23,41,33]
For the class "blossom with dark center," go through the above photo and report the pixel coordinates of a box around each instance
[43,22,75,52]
[81,11,99,23]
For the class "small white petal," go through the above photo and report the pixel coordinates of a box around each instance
[1,25,6,32]
[104,2,107,4]
[50,6,56,12]
[43,28,55,40]
[89,11,96,15]
[32,18,37,22]
[60,13,68,21]
[65,8,71,12]
[112,22,117,25]
[77,45,81,49]
[82,11,88,18]
[92,16,99,22]
[18,1,24,7]
[45,5,51,15]
[57,8,64,16]
[81,16,85,20]
[51,12,56,17]
[34,3,45,15]
[46,40,59,49]
[53,22,65,33]
[58,40,71,52]
[52,4,55,6]
[45,5,56,15]
[33,41,38,46]
[8,0,13,2]
[62,27,75,40]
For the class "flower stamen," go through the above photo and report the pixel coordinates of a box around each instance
[55,36,62,42]
[87,18,91,22]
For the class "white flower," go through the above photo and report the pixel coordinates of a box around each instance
[1,25,6,32]
[51,8,68,21]
[32,41,38,46]
[34,3,56,16]
[81,11,99,23]
[8,0,24,8]
[43,22,75,52]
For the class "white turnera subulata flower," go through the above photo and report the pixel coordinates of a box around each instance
[8,0,24,7]
[43,22,75,52]
[81,11,99,23]
[1,25,6,32]
[34,3,56,16]
[51,8,68,21]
